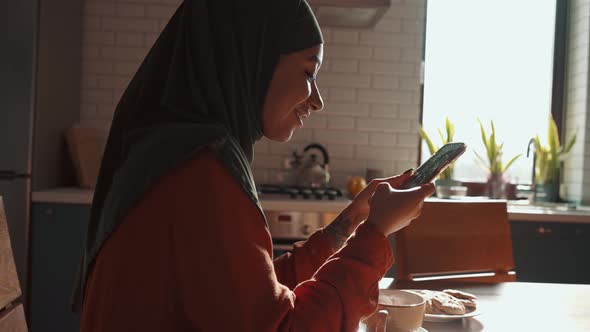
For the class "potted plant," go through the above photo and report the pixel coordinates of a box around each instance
[475,119,522,199]
[533,115,577,202]
[419,117,459,186]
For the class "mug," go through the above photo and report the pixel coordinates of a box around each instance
[377,289,426,332]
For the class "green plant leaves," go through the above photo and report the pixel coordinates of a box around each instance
[419,117,456,180]
[477,119,520,175]
[418,126,437,155]
[533,115,577,184]
[563,131,577,154]
[502,153,522,174]
[445,117,454,143]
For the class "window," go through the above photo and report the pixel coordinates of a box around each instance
[421,0,560,184]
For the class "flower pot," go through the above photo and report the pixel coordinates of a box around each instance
[434,179,461,187]
[486,173,507,199]
[434,179,463,199]
[534,182,559,202]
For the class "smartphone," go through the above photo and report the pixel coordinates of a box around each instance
[400,142,467,189]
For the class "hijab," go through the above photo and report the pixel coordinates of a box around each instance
[72,0,323,312]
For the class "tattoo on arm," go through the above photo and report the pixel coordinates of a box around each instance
[324,213,355,250]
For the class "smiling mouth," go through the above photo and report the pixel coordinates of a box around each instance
[295,109,311,122]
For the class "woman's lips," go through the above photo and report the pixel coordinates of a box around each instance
[295,109,310,122]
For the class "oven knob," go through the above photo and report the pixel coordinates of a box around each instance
[301,224,311,236]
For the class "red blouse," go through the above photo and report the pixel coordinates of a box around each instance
[80,149,393,331]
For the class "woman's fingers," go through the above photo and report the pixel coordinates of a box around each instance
[418,182,436,198]
[369,169,414,190]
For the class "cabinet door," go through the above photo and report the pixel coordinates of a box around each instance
[573,224,590,283]
[510,222,578,283]
[30,203,90,332]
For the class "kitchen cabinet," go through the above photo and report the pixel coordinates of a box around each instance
[29,203,89,332]
[510,221,590,284]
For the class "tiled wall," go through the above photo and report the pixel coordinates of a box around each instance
[564,0,590,204]
[78,0,426,189]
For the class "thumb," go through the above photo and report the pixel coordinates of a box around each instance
[386,168,414,188]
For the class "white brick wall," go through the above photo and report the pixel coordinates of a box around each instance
[563,0,590,204]
[79,0,426,189]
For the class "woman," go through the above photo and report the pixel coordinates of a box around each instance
[73,0,434,331]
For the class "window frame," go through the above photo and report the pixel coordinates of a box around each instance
[418,0,570,171]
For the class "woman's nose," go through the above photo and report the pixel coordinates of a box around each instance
[309,82,324,112]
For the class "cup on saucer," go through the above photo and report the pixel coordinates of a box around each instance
[377,289,426,332]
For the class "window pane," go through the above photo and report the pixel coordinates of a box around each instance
[422,0,556,184]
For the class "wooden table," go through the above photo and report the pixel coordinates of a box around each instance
[380,278,590,332]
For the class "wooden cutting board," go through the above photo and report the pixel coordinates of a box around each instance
[0,304,27,332]
[65,126,101,189]
[0,197,21,310]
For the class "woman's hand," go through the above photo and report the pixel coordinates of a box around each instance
[366,182,435,236]
[323,170,415,250]
[346,169,415,222]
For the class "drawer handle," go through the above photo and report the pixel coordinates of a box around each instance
[300,224,311,236]
[536,226,552,234]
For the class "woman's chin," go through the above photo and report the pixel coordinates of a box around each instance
[263,121,301,142]
[265,129,295,142]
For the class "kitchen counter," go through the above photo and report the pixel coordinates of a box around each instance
[32,187,94,205]
[31,188,351,212]
[32,188,590,223]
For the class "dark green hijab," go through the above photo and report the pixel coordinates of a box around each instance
[72,0,322,312]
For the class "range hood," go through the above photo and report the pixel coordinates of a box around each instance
[307,0,391,28]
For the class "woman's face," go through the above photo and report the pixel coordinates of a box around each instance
[262,44,324,142]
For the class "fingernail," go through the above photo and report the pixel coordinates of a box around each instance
[403,168,413,175]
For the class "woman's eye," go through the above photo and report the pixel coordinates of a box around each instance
[305,72,317,83]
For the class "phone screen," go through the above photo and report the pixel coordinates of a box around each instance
[401,142,467,189]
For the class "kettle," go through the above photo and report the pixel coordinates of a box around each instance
[296,143,330,187]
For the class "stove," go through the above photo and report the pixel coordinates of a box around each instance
[257,184,344,200]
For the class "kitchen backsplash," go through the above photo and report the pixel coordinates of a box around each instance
[78,0,424,189]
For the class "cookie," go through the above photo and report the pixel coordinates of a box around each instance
[458,299,477,314]
[458,298,477,309]
[443,289,477,301]
[424,297,433,313]
[431,292,466,315]
[429,305,447,315]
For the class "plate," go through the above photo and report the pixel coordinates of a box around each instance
[423,307,482,322]
[358,325,428,332]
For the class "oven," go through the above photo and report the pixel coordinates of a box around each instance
[258,183,348,257]
[265,210,341,257]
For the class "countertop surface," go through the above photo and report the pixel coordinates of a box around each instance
[376,278,590,332]
[31,188,590,223]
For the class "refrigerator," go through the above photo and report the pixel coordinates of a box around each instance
[0,0,38,308]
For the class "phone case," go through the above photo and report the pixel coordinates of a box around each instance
[401,142,467,189]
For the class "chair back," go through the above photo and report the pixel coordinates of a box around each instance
[394,199,516,283]
[0,197,29,331]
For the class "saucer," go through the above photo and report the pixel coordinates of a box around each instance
[358,324,427,332]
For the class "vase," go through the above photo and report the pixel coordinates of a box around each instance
[434,179,467,199]
[486,173,506,199]
[534,182,559,202]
